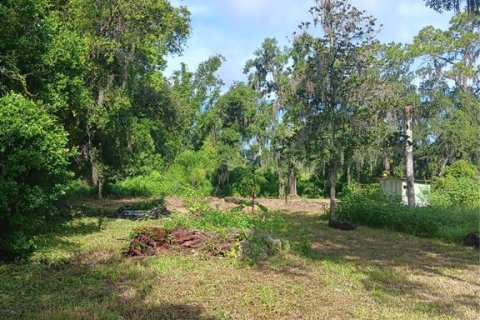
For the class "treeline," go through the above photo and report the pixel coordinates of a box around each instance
[1,0,479,255]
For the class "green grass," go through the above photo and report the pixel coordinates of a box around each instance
[338,185,480,243]
[0,197,479,319]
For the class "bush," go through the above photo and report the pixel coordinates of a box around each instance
[109,149,215,197]
[258,168,279,198]
[430,160,480,209]
[297,173,325,198]
[338,183,479,243]
[217,166,279,198]
[63,179,96,197]
[0,94,70,256]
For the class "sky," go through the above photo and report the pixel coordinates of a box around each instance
[166,0,453,87]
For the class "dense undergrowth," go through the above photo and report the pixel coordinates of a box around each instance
[338,183,479,243]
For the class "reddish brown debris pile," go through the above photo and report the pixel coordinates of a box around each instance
[170,228,209,249]
[126,228,169,256]
[126,227,241,257]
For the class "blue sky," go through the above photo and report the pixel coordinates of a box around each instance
[167,0,453,87]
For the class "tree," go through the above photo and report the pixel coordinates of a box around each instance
[61,0,191,196]
[170,55,225,151]
[377,43,419,206]
[414,13,480,173]
[0,0,52,96]
[244,38,296,198]
[213,83,260,159]
[289,0,380,218]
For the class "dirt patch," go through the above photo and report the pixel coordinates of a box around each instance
[126,227,240,257]
[164,196,189,214]
[70,196,330,217]
[164,196,329,215]
[67,197,151,214]
[258,198,329,214]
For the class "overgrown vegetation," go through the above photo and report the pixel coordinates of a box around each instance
[430,160,480,209]
[0,94,71,256]
[1,0,479,262]
[338,183,479,242]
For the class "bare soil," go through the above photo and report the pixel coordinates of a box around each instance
[70,196,330,215]
[164,196,329,214]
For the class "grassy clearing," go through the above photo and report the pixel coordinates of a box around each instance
[0,198,479,319]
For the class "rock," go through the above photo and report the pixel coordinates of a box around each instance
[328,218,357,231]
[463,232,479,248]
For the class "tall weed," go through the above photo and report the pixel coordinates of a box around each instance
[338,183,479,243]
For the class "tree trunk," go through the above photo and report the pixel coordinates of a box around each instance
[91,158,103,200]
[278,176,285,199]
[288,169,298,197]
[346,163,351,184]
[439,158,449,176]
[383,150,391,176]
[97,179,103,200]
[252,173,257,213]
[328,117,337,219]
[329,157,337,219]
[404,105,415,207]
[277,156,285,199]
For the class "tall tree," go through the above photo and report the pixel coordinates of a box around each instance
[171,55,225,151]
[414,13,480,173]
[377,43,419,206]
[290,0,379,218]
[62,0,191,196]
[244,38,296,197]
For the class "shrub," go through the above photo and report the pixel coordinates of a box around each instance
[218,166,279,198]
[258,168,279,198]
[297,173,325,198]
[108,170,184,197]
[430,160,480,209]
[338,183,479,243]
[0,94,70,256]
[230,167,260,197]
[63,179,96,197]
[109,149,215,197]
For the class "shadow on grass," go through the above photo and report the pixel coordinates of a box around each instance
[263,211,480,319]
[276,211,478,270]
[0,253,219,319]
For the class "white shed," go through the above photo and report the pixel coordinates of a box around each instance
[379,178,431,206]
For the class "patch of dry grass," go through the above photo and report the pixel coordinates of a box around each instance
[0,200,478,319]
